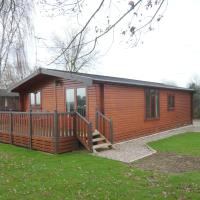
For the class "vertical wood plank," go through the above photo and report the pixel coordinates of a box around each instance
[29,110,32,149]
[53,110,59,153]
[9,112,13,144]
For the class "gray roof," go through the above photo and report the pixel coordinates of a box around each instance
[10,68,194,92]
[0,89,19,97]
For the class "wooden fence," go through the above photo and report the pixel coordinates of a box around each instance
[0,111,91,153]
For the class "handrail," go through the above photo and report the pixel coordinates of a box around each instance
[75,111,90,125]
[96,111,113,144]
[96,111,111,122]
[75,111,93,151]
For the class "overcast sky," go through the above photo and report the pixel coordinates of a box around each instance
[32,0,200,87]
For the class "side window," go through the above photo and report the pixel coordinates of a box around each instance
[168,95,175,110]
[36,91,41,105]
[30,93,35,105]
[145,88,159,119]
[30,91,41,106]
[66,89,75,112]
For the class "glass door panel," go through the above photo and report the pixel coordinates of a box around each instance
[66,89,75,112]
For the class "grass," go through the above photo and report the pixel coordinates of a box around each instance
[148,132,200,156]
[0,132,200,200]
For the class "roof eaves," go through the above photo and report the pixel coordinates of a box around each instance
[9,69,41,92]
[10,68,93,92]
[41,68,93,86]
[93,78,194,92]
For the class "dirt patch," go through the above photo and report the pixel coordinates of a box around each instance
[133,152,200,173]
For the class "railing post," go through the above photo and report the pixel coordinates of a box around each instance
[95,111,98,130]
[29,110,32,149]
[53,110,59,154]
[73,112,77,136]
[88,122,93,152]
[9,112,13,144]
[109,119,114,144]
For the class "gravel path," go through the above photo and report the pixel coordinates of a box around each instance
[95,121,200,163]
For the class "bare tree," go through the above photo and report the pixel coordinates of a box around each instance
[0,0,33,86]
[53,28,98,72]
[0,41,32,88]
[39,0,167,66]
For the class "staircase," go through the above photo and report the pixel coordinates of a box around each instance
[92,129,112,153]
[75,111,113,153]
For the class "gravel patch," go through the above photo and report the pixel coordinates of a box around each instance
[95,121,200,163]
[133,152,200,173]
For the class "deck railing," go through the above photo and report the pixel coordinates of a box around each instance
[0,112,10,133]
[0,111,111,153]
[96,111,113,144]
[0,111,83,153]
[75,111,93,151]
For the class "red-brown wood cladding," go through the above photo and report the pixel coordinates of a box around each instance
[19,76,99,129]
[18,75,192,144]
[103,84,192,142]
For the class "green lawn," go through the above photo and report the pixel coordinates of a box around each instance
[148,132,200,156]
[1,132,200,200]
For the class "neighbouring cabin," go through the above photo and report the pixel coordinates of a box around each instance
[0,89,19,111]
[0,68,194,153]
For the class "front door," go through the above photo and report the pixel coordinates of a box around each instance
[66,87,86,117]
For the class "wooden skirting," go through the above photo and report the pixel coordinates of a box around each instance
[0,132,78,154]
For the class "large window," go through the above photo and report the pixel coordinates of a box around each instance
[30,91,41,106]
[168,95,175,110]
[145,88,159,119]
[66,87,86,116]
[66,89,75,112]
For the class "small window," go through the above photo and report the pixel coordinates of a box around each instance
[168,95,175,110]
[30,91,41,106]
[145,88,159,119]
[30,93,35,105]
[36,91,41,105]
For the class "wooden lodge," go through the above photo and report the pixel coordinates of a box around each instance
[0,68,194,153]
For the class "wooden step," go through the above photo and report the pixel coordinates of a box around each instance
[92,137,105,143]
[93,143,111,150]
[92,130,100,137]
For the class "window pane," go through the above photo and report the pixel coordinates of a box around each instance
[155,92,159,117]
[168,95,175,109]
[150,90,156,118]
[36,91,41,105]
[172,96,175,107]
[145,89,159,119]
[0,97,5,110]
[30,93,35,105]
[146,90,151,118]
[66,89,75,112]
[77,88,86,116]
[5,97,8,107]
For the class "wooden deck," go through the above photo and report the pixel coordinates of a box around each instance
[0,111,92,153]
